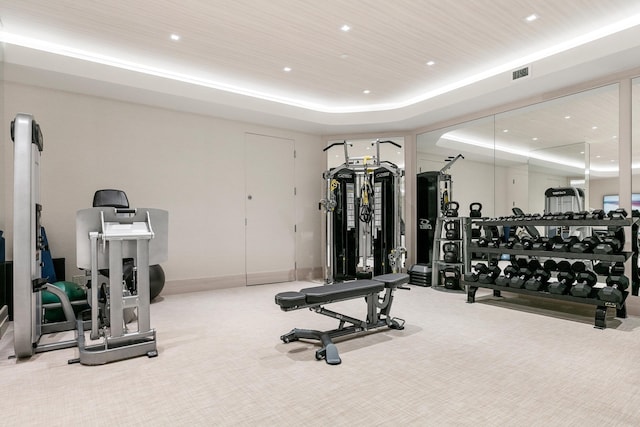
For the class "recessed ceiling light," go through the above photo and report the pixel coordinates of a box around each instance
[596,155,601,158]
[363,89,371,94]
[532,137,538,141]
[170,34,180,41]
[503,129,508,133]
[611,159,615,162]
[341,24,351,32]
[613,135,618,139]
[580,151,584,154]
[283,67,292,72]
[592,126,598,130]
[340,53,349,59]
[525,14,538,22]
[564,115,571,119]
[426,60,435,66]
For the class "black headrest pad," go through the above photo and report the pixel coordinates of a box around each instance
[93,189,129,208]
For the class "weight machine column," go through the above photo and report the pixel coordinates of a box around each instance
[137,239,151,333]
[12,113,43,358]
[108,239,124,337]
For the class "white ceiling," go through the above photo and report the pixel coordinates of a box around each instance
[2,0,640,135]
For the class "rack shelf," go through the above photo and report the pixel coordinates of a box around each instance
[464,216,638,329]
[463,280,627,329]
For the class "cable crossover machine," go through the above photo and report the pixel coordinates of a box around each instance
[320,140,405,283]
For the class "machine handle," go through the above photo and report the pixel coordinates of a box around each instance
[114,208,136,214]
[322,141,351,152]
[378,140,402,148]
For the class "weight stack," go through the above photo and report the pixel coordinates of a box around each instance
[408,263,432,287]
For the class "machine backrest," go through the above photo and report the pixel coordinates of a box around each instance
[93,189,129,208]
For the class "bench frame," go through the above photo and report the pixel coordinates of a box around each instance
[277,274,408,365]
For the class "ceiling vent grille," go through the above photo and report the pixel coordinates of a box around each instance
[512,66,530,81]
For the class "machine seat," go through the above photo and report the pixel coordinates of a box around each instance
[275,280,385,310]
[372,273,410,288]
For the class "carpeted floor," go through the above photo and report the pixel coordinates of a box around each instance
[1,281,640,426]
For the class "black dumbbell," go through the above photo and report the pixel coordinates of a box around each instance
[548,263,576,295]
[593,261,612,276]
[502,236,519,249]
[573,211,589,220]
[607,208,628,219]
[531,237,550,251]
[552,236,579,252]
[598,274,629,304]
[570,235,601,254]
[463,263,486,282]
[570,265,598,298]
[543,259,558,272]
[495,263,519,287]
[589,209,605,220]
[594,235,623,255]
[524,260,551,291]
[478,263,501,284]
[510,260,533,289]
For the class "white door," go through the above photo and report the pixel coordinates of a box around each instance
[245,133,296,285]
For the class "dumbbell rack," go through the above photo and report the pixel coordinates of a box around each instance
[463,217,638,329]
[431,217,471,289]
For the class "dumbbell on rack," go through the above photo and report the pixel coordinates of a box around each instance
[569,262,598,298]
[570,235,601,254]
[524,260,551,291]
[597,262,629,304]
[509,258,534,289]
[547,260,575,295]
[495,262,519,287]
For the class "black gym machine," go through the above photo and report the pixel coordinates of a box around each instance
[320,140,405,283]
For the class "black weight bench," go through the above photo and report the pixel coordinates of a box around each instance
[275,273,409,365]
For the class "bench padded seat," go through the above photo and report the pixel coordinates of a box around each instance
[301,280,384,304]
[372,273,410,288]
[275,279,385,309]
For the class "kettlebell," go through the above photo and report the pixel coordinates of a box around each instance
[441,267,461,289]
[470,202,482,218]
[443,242,459,263]
[444,201,459,217]
[444,221,460,240]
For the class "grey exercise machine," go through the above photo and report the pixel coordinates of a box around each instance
[12,113,82,357]
[320,140,405,283]
[11,113,169,365]
[71,202,168,365]
[275,273,409,365]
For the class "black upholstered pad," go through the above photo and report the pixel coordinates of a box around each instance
[300,280,384,304]
[372,273,410,288]
[275,291,307,309]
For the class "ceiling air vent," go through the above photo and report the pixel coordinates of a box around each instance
[512,66,530,81]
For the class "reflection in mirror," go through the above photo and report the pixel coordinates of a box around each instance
[527,143,589,214]
[322,138,405,282]
[416,115,496,218]
[493,83,618,215]
[632,78,640,211]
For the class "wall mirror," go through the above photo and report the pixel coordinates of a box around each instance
[416,83,620,222]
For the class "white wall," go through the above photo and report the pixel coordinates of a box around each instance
[2,82,324,287]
